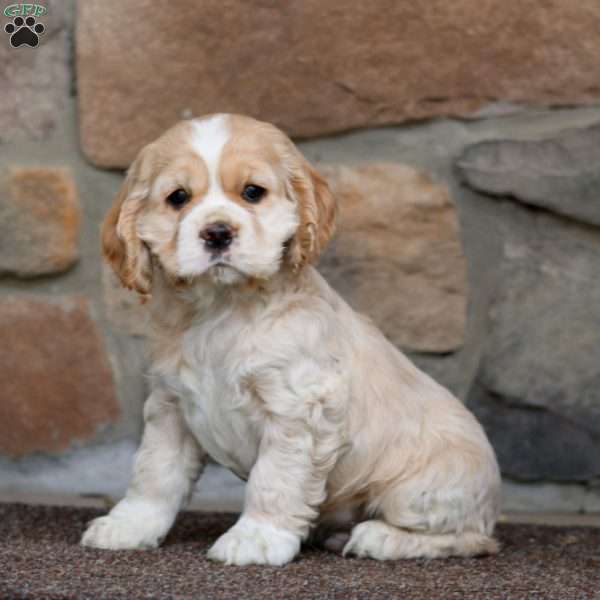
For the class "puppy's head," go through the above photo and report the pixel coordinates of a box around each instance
[102,114,336,296]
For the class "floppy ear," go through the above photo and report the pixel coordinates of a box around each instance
[101,148,153,297]
[287,159,337,269]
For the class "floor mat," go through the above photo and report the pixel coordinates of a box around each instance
[1,504,599,599]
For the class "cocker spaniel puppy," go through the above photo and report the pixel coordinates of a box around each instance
[82,114,501,566]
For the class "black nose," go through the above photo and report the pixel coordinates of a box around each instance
[200,222,234,251]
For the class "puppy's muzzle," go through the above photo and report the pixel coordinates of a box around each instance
[200,222,235,251]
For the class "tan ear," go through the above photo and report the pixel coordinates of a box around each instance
[287,160,337,269]
[101,150,153,297]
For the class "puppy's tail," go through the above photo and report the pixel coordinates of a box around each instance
[343,519,499,559]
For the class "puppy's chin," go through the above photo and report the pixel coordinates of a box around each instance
[206,264,247,286]
[175,249,248,287]
[175,249,286,288]
[172,263,248,288]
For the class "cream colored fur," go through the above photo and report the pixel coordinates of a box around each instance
[82,114,501,566]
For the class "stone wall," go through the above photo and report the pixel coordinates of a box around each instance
[1,0,599,514]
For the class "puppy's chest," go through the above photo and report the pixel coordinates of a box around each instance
[169,320,264,476]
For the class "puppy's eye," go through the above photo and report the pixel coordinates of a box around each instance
[241,185,266,204]
[166,188,190,209]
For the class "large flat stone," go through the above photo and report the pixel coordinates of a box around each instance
[0,167,80,277]
[469,385,600,482]
[457,124,600,226]
[77,1,600,167]
[464,203,600,481]
[478,210,600,436]
[0,296,120,457]
[0,0,70,142]
[319,163,467,353]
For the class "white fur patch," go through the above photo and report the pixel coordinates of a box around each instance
[190,114,231,189]
[81,498,175,550]
[177,115,239,277]
[207,516,300,566]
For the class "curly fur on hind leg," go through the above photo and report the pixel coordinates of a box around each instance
[343,519,499,560]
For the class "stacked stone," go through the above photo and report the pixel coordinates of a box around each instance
[457,126,600,482]
[1,0,599,512]
[0,0,123,459]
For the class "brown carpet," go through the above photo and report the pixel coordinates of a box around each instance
[1,504,599,599]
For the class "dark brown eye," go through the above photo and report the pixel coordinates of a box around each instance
[241,185,266,204]
[166,188,190,209]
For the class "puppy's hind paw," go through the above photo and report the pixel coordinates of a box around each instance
[343,519,500,560]
[343,520,395,560]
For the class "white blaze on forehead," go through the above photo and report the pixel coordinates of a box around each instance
[177,114,240,277]
[190,115,231,189]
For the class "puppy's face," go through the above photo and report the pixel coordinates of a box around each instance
[102,114,336,295]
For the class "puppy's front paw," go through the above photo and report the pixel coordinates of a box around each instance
[82,515,159,550]
[81,502,172,550]
[207,516,300,566]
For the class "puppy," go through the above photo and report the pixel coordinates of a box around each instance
[82,114,501,566]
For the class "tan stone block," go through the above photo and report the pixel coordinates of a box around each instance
[0,296,120,457]
[319,163,467,353]
[0,167,80,277]
[77,0,600,167]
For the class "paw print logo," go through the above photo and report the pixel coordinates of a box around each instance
[4,15,45,48]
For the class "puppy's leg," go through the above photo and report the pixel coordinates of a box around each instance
[343,478,500,560]
[208,419,340,566]
[343,520,499,560]
[82,390,205,550]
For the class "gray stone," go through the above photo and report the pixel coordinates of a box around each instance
[0,0,70,143]
[457,124,600,226]
[468,384,600,481]
[583,485,600,513]
[0,439,245,512]
[464,203,600,481]
[501,480,587,513]
[478,209,600,436]
[102,264,149,337]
